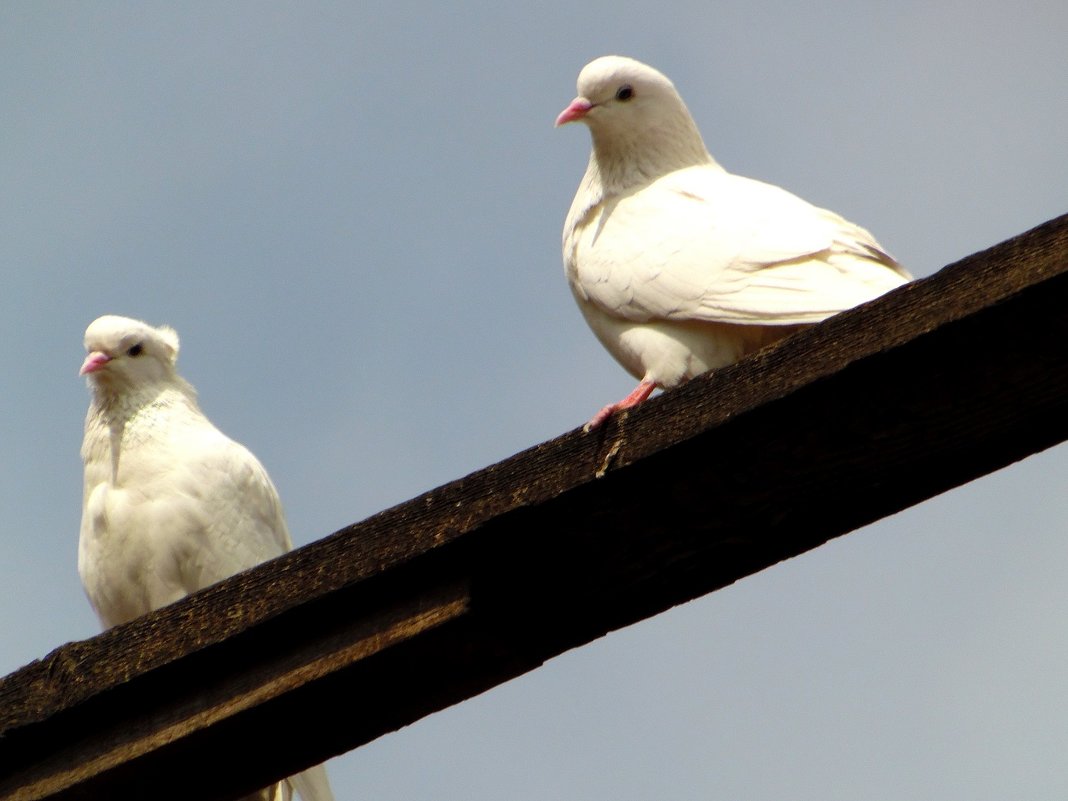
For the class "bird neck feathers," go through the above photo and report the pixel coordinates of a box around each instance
[87,375,199,429]
[564,117,720,238]
[83,378,202,484]
[586,113,716,197]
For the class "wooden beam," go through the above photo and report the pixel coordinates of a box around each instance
[2,213,1067,801]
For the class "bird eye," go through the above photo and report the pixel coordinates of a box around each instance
[127,343,144,357]
[615,84,634,101]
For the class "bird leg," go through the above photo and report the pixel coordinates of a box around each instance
[584,378,657,431]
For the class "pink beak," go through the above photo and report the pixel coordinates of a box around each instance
[555,97,593,127]
[80,351,112,376]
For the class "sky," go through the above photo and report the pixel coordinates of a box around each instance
[2,2,1067,799]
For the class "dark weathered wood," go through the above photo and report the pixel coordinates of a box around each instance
[1,213,1067,800]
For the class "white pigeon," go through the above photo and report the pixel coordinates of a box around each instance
[78,314,334,801]
[557,55,912,429]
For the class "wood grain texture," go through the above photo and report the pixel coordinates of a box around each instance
[1,212,1067,800]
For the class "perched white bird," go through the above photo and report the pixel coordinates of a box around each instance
[557,55,911,429]
[78,314,334,801]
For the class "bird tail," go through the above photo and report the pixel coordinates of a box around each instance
[287,764,335,801]
[235,783,288,801]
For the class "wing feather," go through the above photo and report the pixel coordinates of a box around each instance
[155,426,292,592]
[568,165,909,327]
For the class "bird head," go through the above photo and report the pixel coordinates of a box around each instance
[81,315,181,396]
[556,56,713,188]
[555,55,680,127]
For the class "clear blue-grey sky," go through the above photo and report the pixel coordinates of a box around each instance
[2,2,1067,799]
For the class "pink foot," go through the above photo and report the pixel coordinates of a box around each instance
[583,379,657,431]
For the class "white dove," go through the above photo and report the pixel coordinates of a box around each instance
[557,55,911,429]
[78,314,334,801]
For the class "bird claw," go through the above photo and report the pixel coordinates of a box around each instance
[582,379,657,432]
[583,404,618,432]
